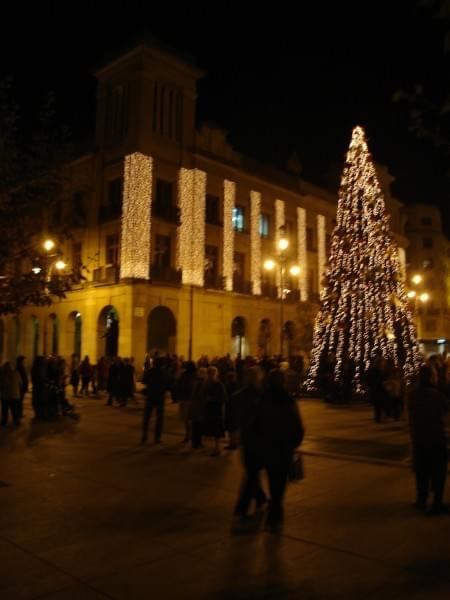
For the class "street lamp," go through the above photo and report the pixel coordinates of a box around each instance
[263,227,300,357]
[43,239,55,252]
[407,274,430,341]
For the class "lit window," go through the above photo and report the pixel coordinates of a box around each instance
[233,206,245,232]
[259,214,269,237]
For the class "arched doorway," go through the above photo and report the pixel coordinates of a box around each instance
[67,311,82,358]
[147,306,176,354]
[46,313,59,355]
[257,318,272,357]
[231,316,248,357]
[97,306,119,358]
[283,320,296,358]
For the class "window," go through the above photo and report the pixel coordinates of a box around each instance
[423,258,434,270]
[206,194,220,225]
[285,220,294,238]
[259,214,270,238]
[106,83,130,144]
[205,245,219,284]
[72,190,87,226]
[233,252,245,280]
[306,227,315,251]
[154,179,174,219]
[106,234,119,265]
[154,234,171,268]
[233,206,245,232]
[421,217,433,226]
[72,242,82,270]
[101,177,123,221]
[308,268,317,294]
[423,237,433,249]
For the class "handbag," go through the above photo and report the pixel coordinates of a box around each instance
[288,451,304,481]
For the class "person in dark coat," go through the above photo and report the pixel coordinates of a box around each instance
[142,358,168,444]
[202,366,227,456]
[408,364,449,514]
[69,354,80,397]
[260,368,304,529]
[31,356,47,420]
[106,357,121,406]
[16,356,28,418]
[189,367,208,449]
[173,361,197,443]
[79,356,93,396]
[233,366,267,518]
[224,370,240,449]
[366,356,389,422]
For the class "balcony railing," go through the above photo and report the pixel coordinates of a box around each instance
[233,278,252,295]
[150,264,182,285]
[92,265,120,284]
[261,282,278,299]
[204,273,225,290]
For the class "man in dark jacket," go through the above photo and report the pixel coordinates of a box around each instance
[142,358,168,444]
[260,368,304,529]
[233,366,267,518]
[408,364,449,514]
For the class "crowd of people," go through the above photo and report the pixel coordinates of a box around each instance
[2,348,450,522]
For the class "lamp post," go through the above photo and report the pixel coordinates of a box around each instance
[407,273,429,342]
[263,227,300,357]
[40,239,66,355]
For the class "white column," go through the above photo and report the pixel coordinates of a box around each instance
[275,199,285,295]
[177,168,206,286]
[250,191,261,295]
[120,152,153,279]
[297,206,307,301]
[223,180,235,291]
[317,214,326,297]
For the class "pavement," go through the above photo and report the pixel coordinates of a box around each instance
[1,393,450,599]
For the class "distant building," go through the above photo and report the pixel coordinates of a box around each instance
[0,43,409,365]
[404,203,450,355]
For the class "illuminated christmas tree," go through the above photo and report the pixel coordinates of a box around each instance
[307,126,420,394]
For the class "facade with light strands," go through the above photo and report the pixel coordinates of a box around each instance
[0,43,409,365]
[404,203,450,355]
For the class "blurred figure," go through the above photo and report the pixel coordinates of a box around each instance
[106,357,121,406]
[408,364,449,514]
[69,353,80,397]
[142,357,168,444]
[203,366,227,456]
[173,361,197,443]
[80,356,92,396]
[31,356,47,420]
[260,369,304,530]
[233,366,267,519]
[366,355,389,422]
[224,370,240,450]
[190,367,208,449]
[1,362,22,426]
[16,355,28,418]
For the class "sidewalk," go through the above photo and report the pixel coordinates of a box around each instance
[0,395,450,599]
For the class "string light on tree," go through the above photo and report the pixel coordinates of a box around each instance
[297,206,308,301]
[250,191,262,295]
[223,180,235,291]
[306,126,420,394]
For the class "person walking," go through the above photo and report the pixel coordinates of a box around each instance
[224,370,240,450]
[408,364,449,514]
[260,368,304,530]
[189,367,207,449]
[233,366,267,519]
[16,356,28,418]
[366,355,389,422]
[173,361,197,443]
[1,362,22,426]
[69,354,80,397]
[106,357,121,406]
[202,366,227,456]
[79,356,92,396]
[142,358,167,444]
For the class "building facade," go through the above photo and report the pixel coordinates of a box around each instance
[0,43,409,366]
[404,203,450,355]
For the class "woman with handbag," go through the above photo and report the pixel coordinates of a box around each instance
[260,368,304,530]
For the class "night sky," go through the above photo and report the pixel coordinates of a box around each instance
[2,1,449,232]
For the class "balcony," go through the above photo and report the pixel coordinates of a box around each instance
[204,273,224,291]
[92,265,120,285]
[261,282,278,299]
[233,277,252,295]
[150,264,182,285]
